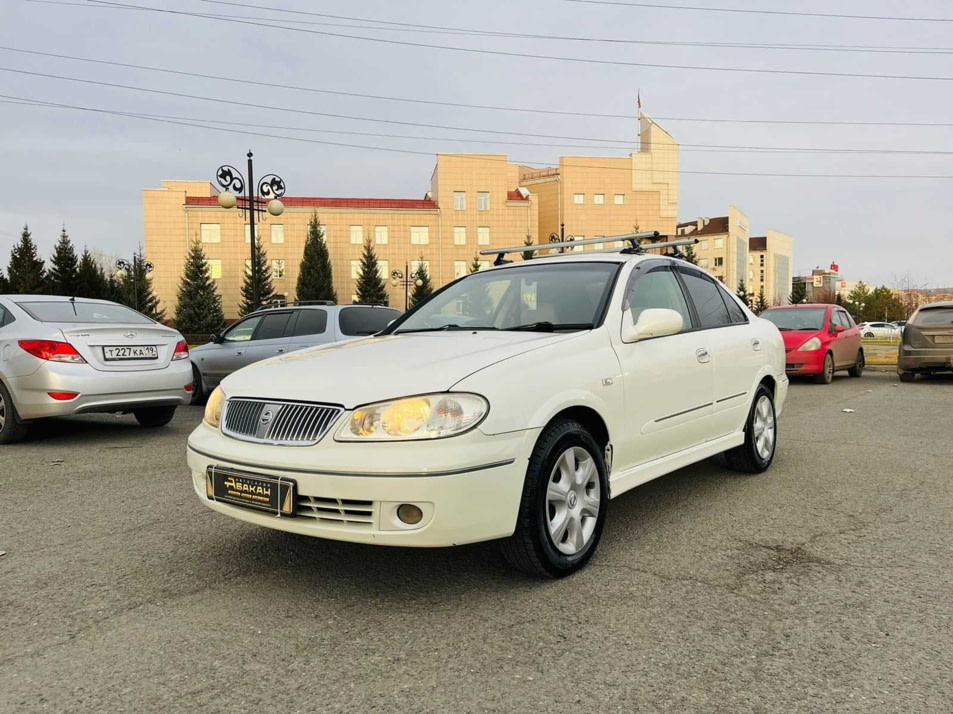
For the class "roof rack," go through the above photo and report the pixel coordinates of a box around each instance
[478,232,698,265]
[252,299,336,312]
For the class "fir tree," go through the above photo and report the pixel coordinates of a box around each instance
[104,273,125,304]
[736,279,751,308]
[47,227,80,296]
[296,213,337,303]
[754,287,770,315]
[522,234,535,261]
[7,224,46,294]
[120,248,166,321]
[408,256,433,309]
[469,254,483,274]
[75,249,107,298]
[354,238,388,305]
[174,241,224,334]
[0,268,8,294]
[682,243,699,266]
[238,240,275,316]
[465,254,491,321]
[789,280,808,305]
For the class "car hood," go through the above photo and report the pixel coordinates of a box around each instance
[779,330,822,350]
[219,330,579,407]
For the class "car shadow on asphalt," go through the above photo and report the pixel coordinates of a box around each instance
[13,413,186,446]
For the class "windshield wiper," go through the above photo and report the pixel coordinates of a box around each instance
[396,324,497,334]
[504,322,594,332]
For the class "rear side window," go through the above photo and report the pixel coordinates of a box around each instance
[339,307,401,336]
[15,300,153,324]
[717,285,749,325]
[914,307,953,327]
[254,312,293,340]
[0,305,7,327]
[291,309,328,337]
[677,267,732,328]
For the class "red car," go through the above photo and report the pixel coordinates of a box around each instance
[761,304,864,384]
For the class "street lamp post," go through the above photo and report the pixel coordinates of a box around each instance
[390,263,423,311]
[214,151,286,311]
[116,257,153,311]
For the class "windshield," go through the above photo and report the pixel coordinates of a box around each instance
[15,300,154,325]
[762,308,827,332]
[391,262,620,333]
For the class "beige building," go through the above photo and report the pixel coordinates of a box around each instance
[748,230,794,305]
[675,206,750,289]
[143,116,681,319]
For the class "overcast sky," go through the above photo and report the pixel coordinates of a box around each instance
[2,0,952,288]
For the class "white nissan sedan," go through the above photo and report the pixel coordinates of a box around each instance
[188,250,787,577]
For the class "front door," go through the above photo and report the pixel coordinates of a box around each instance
[198,314,263,388]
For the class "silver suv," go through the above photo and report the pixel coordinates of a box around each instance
[189,303,401,403]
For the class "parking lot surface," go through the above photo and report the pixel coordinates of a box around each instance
[2,371,952,713]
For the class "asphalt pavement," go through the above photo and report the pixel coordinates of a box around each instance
[2,371,952,713]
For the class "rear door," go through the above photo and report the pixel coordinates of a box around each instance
[832,309,859,367]
[287,308,332,350]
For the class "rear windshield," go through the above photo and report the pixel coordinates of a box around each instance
[339,306,401,336]
[16,301,154,324]
[914,307,953,327]
[761,308,827,331]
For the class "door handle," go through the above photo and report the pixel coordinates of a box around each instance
[276,348,285,353]
[235,350,243,356]
[696,348,710,363]
[751,338,761,351]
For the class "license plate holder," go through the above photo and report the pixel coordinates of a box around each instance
[103,345,158,360]
[207,466,296,516]
[934,335,953,344]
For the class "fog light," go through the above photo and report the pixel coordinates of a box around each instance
[397,503,423,525]
[48,391,79,401]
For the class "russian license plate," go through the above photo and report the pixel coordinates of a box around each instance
[207,467,295,516]
[934,335,953,344]
[103,345,158,360]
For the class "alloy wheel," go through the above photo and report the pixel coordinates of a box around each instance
[753,394,776,461]
[546,446,601,556]
[0,391,5,432]
[825,355,834,382]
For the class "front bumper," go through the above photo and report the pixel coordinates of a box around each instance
[784,350,825,376]
[7,360,192,420]
[187,423,540,547]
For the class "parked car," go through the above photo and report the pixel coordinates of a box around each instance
[858,321,901,339]
[189,303,402,403]
[0,295,192,444]
[897,301,953,382]
[761,303,864,384]
[187,251,788,577]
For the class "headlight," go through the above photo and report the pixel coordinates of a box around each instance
[204,386,226,428]
[797,337,822,352]
[336,393,488,441]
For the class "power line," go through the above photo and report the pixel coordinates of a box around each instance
[82,0,953,83]
[563,0,953,23]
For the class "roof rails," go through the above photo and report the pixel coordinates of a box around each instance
[478,231,699,265]
[252,299,336,312]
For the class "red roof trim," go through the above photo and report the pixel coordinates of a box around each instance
[507,190,529,201]
[185,196,438,210]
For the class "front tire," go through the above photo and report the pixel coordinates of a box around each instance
[500,419,608,578]
[814,352,835,384]
[0,381,30,445]
[723,384,777,474]
[189,363,205,406]
[133,406,176,428]
[848,350,864,378]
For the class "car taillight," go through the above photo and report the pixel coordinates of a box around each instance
[18,340,86,363]
[172,339,189,361]
[48,391,79,401]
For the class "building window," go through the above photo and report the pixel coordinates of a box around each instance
[573,193,584,204]
[272,259,285,280]
[271,224,284,244]
[350,225,363,245]
[699,240,709,250]
[477,192,490,211]
[760,270,765,281]
[477,227,490,245]
[244,224,259,243]
[378,260,389,281]
[453,191,466,210]
[350,259,361,280]
[375,225,388,244]
[594,193,605,205]
[410,226,429,245]
[571,235,584,252]
[412,259,430,274]
[748,255,754,265]
[714,238,724,249]
[454,226,466,245]
[592,242,604,251]
[244,259,252,275]
[478,260,491,271]
[700,258,710,269]
[454,260,467,279]
[614,194,625,205]
[200,223,221,243]
[760,255,765,266]
[205,259,222,279]
[714,257,724,267]
[749,270,754,281]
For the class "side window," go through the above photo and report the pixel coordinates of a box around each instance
[717,285,749,325]
[677,267,732,328]
[223,315,262,342]
[622,264,692,331]
[292,309,328,337]
[835,311,851,329]
[0,305,6,327]
[339,307,401,336]
[254,312,293,341]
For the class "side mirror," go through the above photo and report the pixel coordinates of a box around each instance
[833,324,846,334]
[210,333,223,344]
[622,308,684,343]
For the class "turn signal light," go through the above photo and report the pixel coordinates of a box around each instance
[47,391,79,401]
[172,339,190,361]
[18,340,86,363]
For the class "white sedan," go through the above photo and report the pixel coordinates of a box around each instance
[858,321,901,339]
[188,250,788,577]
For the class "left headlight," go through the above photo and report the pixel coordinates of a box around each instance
[204,386,226,428]
[797,336,822,352]
[336,393,488,442]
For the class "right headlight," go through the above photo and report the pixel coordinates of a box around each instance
[336,393,488,442]
[798,337,822,352]
[204,386,226,428]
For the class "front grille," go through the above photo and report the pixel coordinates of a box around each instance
[222,398,343,445]
[296,496,376,528]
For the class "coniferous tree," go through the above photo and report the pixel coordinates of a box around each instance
[0,268,9,294]
[75,249,107,298]
[408,256,433,309]
[469,254,483,274]
[7,225,46,294]
[789,280,808,305]
[120,248,166,321]
[465,254,491,321]
[754,287,770,315]
[682,244,699,266]
[522,234,535,261]
[174,241,224,334]
[238,239,274,316]
[354,238,388,305]
[104,273,124,304]
[736,279,752,308]
[47,227,80,296]
[296,213,337,303]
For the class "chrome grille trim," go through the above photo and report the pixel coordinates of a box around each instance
[296,496,376,528]
[222,398,344,446]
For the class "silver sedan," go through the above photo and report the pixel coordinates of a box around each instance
[0,295,193,444]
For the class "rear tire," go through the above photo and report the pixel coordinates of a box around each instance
[500,419,608,578]
[723,384,777,474]
[899,371,916,383]
[848,350,865,378]
[0,381,30,445]
[133,406,177,428]
[814,352,835,384]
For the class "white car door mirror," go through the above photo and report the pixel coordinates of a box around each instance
[622,308,684,343]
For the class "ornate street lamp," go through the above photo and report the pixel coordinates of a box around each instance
[214,151,286,311]
[390,264,424,311]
